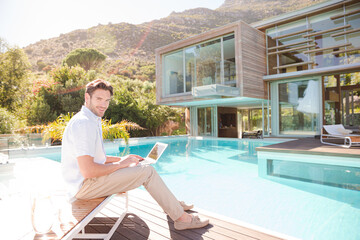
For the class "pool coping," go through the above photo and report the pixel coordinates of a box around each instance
[7,136,290,159]
[193,205,301,240]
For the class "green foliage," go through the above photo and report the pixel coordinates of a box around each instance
[102,119,144,142]
[0,37,9,53]
[0,108,20,134]
[104,60,156,82]
[36,60,47,71]
[25,65,89,125]
[42,113,73,143]
[0,47,31,111]
[106,77,182,136]
[62,48,106,71]
[50,64,87,87]
[42,113,142,144]
[27,94,57,125]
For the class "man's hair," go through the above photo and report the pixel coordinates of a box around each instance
[85,79,113,97]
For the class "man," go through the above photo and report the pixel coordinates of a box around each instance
[61,79,209,230]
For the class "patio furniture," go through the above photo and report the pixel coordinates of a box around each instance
[321,124,360,148]
[61,192,128,240]
[242,130,263,139]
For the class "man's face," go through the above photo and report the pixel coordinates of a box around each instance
[85,89,111,117]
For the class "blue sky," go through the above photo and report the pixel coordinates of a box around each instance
[0,0,224,48]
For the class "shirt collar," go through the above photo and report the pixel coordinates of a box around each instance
[81,105,102,123]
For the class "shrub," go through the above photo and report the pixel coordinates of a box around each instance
[27,95,57,125]
[62,42,69,48]
[0,108,19,133]
[42,113,144,144]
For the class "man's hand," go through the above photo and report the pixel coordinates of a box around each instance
[120,155,144,167]
[78,154,144,179]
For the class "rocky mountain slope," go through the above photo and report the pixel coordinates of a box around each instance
[23,0,324,68]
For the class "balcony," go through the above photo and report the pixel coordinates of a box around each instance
[192,84,239,98]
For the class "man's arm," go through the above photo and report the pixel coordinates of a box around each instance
[77,155,143,179]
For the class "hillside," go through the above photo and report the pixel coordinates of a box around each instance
[23,0,324,70]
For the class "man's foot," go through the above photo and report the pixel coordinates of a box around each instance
[180,201,194,211]
[174,214,209,230]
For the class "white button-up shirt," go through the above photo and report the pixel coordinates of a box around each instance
[61,106,106,199]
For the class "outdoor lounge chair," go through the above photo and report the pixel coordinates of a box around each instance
[242,130,263,139]
[61,192,128,240]
[320,124,360,148]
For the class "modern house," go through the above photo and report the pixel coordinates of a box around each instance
[155,0,360,138]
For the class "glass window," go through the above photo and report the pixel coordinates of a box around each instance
[266,27,278,75]
[163,34,236,97]
[309,8,346,68]
[272,19,311,74]
[195,39,221,87]
[340,73,360,126]
[279,51,310,74]
[323,73,360,127]
[185,47,195,92]
[239,108,264,132]
[278,80,320,135]
[345,3,360,64]
[223,35,236,86]
[323,75,340,125]
[197,107,213,136]
[163,51,184,95]
[277,19,307,47]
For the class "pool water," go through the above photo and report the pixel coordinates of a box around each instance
[48,138,360,240]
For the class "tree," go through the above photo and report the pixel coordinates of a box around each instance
[0,37,9,53]
[0,47,30,111]
[105,77,182,136]
[62,48,106,71]
[25,65,90,125]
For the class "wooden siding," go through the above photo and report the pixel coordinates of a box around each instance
[239,22,267,99]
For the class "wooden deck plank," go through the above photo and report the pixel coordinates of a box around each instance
[119,193,256,240]
[108,198,213,240]
[257,138,360,158]
[91,189,288,240]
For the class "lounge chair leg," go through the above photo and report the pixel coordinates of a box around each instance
[66,193,128,240]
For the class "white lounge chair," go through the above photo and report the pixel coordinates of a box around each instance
[321,124,360,148]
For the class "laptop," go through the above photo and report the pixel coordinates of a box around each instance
[140,142,168,165]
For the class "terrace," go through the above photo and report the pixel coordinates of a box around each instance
[1,136,359,239]
[0,155,294,240]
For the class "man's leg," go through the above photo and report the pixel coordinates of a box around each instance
[75,164,184,221]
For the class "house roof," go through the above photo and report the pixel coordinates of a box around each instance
[251,0,355,30]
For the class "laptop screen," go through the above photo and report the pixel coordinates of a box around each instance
[147,143,167,161]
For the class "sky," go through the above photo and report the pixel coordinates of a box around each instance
[0,0,224,48]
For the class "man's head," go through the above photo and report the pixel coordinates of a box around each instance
[85,79,113,117]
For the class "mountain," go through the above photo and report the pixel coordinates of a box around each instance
[23,0,324,70]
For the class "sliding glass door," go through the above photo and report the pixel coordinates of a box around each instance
[323,73,360,127]
[271,78,321,136]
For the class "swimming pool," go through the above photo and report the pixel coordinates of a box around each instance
[44,137,360,240]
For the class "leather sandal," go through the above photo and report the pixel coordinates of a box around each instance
[174,214,209,230]
[180,201,194,211]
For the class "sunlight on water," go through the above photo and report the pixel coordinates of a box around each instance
[111,138,360,240]
[44,138,360,240]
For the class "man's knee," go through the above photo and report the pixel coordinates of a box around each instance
[143,164,156,175]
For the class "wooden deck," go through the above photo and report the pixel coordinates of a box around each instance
[70,189,291,240]
[257,138,360,158]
